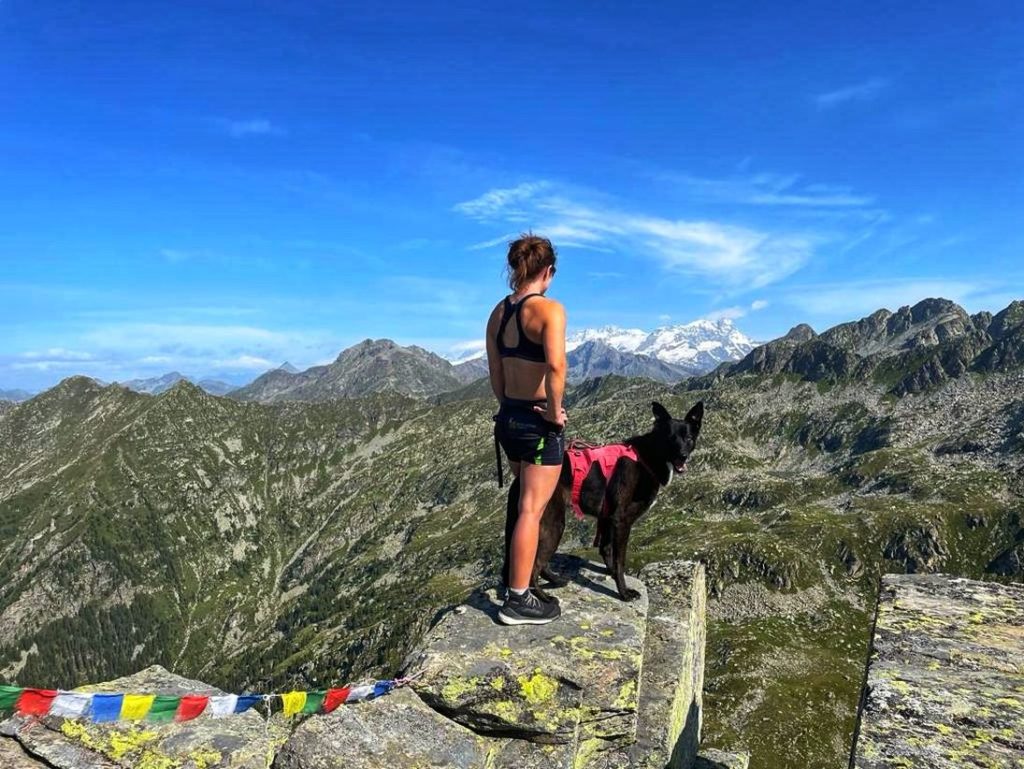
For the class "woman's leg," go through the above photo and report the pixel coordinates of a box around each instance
[508,462,563,590]
[501,461,521,587]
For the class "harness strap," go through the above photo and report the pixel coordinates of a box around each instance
[568,439,657,481]
[493,416,504,488]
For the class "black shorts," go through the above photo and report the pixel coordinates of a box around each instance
[494,398,565,466]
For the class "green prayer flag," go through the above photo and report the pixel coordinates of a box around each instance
[147,695,181,723]
[301,690,326,714]
[0,685,23,711]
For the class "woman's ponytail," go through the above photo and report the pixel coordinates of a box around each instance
[506,234,557,291]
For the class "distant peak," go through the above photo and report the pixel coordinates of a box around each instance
[277,361,300,374]
[165,378,204,395]
[58,375,103,390]
[908,297,966,322]
[342,338,398,355]
[782,324,816,342]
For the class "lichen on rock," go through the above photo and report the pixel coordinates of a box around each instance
[852,574,1024,768]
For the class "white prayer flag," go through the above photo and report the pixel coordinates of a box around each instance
[346,684,374,702]
[209,695,238,717]
[50,692,92,719]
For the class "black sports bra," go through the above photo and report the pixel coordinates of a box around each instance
[496,293,546,363]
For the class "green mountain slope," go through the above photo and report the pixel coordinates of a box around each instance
[0,298,1022,769]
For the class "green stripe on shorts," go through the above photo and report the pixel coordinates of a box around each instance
[534,437,545,464]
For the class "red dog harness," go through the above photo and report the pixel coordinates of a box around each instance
[567,442,656,520]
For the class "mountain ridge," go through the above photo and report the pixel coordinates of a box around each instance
[697,297,1024,395]
[115,371,236,396]
[230,338,464,402]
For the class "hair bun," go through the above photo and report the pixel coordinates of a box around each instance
[505,234,557,291]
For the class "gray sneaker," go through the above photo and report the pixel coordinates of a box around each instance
[499,586,559,605]
[498,589,561,625]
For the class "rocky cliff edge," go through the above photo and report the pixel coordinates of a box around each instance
[0,555,749,768]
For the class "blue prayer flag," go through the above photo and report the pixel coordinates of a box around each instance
[234,695,262,713]
[91,694,124,722]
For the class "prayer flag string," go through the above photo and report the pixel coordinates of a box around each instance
[0,675,415,724]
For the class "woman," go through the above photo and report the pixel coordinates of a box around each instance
[486,234,567,625]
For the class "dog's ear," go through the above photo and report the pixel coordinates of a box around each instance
[684,401,704,434]
[652,401,671,422]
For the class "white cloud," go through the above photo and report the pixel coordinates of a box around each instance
[558,241,615,253]
[12,360,87,372]
[660,170,875,208]
[20,348,95,361]
[81,323,291,350]
[467,232,518,251]
[160,249,192,263]
[215,118,286,138]
[815,78,888,109]
[454,181,550,221]
[704,306,747,321]
[215,354,274,369]
[703,297,770,322]
[454,183,816,288]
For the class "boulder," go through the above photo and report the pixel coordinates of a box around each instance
[630,560,706,769]
[851,574,1024,768]
[275,686,494,769]
[695,749,750,768]
[0,736,50,767]
[406,555,648,754]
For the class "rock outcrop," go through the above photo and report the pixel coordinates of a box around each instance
[694,750,750,768]
[280,555,712,768]
[850,573,1024,767]
[1,555,735,768]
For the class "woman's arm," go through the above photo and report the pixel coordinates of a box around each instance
[485,303,505,402]
[541,300,567,426]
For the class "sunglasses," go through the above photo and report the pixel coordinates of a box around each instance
[549,264,557,276]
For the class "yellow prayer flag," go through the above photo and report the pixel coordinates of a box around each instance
[120,694,155,721]
[281,691,307,718]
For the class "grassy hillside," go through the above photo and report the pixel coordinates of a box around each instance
[0,363,1022,768]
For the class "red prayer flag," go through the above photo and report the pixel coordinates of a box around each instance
[175,695,209,721]
[16,689,58,717]
[323,687,350,713]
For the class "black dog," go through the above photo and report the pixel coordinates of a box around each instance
[502,400,704,601]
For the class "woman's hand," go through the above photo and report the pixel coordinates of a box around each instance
[535,404,567,430]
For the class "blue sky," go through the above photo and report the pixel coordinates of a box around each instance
[2,1,1022,391]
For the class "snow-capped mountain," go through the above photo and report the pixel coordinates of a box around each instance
[564,326,649,354]
[632,319,757,370]
[567,319,755,365]
[448,318,756,377]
